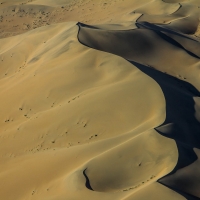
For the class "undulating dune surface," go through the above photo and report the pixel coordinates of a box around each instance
[0,0,200,200]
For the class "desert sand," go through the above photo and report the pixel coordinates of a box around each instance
[0,0,200,199]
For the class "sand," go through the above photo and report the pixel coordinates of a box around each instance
[0,0,200,199]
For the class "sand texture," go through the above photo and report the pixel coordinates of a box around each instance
[0,0,200,199]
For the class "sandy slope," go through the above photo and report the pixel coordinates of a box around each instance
[0,0,200,199]
[0,22,177,200]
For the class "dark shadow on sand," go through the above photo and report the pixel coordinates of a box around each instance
[77,21,200,198]
[159,182,200,200]
[129,60,200,149]
[136,22,199,42]
[83,169,94,191]
[129,60,200,199]
[137,22,200,59]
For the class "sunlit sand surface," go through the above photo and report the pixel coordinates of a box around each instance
[0,0,200,199]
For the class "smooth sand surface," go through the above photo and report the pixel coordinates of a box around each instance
[0,0,200,199]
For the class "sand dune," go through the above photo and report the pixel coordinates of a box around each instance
[0,0,200,199]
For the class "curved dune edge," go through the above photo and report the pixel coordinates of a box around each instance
[0,21,180,200]
[77,2,200,196]
[77,21,200,90]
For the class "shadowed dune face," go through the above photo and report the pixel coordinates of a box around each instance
[78,22,200,91]
[77,1,200,198]
[160,148,200,199]
[129,61,200,148]
[1,0,200,200]
[130,61,200,198]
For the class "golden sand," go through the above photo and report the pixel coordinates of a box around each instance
[0,0,200,199]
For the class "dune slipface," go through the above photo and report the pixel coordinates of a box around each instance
[0,0,200,200]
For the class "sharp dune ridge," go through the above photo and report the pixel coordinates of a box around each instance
[0,0,200,199]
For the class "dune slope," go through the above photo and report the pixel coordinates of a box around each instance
[0,21,178,200]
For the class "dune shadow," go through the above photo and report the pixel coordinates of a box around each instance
[76,20,200,198]
[136,22,198,42]
[83,169,94,191]
[77,22,99,30]
[129,60,200,148]
[130,60,200,198]
[77,21,200,68]
[159,182,200,200]
[137,22,200,59]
